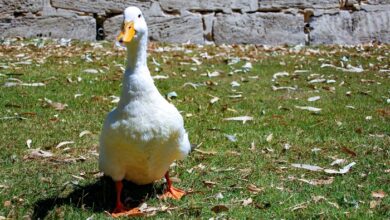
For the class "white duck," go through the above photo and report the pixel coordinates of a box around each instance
[99,6,191,216]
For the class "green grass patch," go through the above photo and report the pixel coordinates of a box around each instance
[0,39,389,219]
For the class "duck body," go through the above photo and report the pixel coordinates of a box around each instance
[98,6,190,187]
[99,66,190,185]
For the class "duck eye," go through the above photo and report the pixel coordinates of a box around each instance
[138,14,141,18]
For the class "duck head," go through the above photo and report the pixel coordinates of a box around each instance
[116,7,147,46]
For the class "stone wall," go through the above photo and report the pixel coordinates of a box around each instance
[0,0,389,45]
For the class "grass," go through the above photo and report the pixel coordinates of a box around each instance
[0,38,389,219]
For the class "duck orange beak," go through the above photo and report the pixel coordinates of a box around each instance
[116,21,135,43]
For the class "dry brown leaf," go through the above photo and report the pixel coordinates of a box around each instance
[289,202,308,211]
[370,200,381,209]
[247,184,264,194]
[371,190,386,199]
[327,201,340,209]
[3,200,11,207]
[202,180,217,188]
[312,195,326,203]
[341,146,357,157]
[211,205,229,213]
[44,98,68,111]
[194,149,217,155]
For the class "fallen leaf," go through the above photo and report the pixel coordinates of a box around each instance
[228,94,242,99]
[230,81,240,87]
[309,78,326,84]
[242,198,253,206]
[330,159,346,166]
[79,130,92,138]
[289,202,308,211]
[83,69,99,74]
[321,63,364,73]
[311,147,321,153]
[224,134,237,142]
[312,195,326,203]
[211,205,229,213]
[371,190,386,199]
[3,200,11,207]
[272,71,289,80]
[152,75,169,80]
[283,143,291,150]
[341,146,357,157]
[26,139,32,148]
[27,149,53,158]
[297,177,334,185]
[215,192,224,199]
[166,91,177,100]
[247,184,264,194]
[223,116,253,124]
[242,62,252,71]
[272,85,297,91]
[266,133,273,143]
[207,71,220,77]
[209,96,219,104]
[55,141,74,149]
[44,98,68,111]
[370,200,381,209]
[191,57,202,65]
[202,180,217,187]
[324,162,356,174]
[109,96,120,103]
[327,201,340,209]
[194,149,217,155]
[4,82,45,87]
[308,96,321,102]
[295,105,322,113]
[291,163,324,171]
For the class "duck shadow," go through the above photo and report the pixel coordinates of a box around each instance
[32,176,165,219]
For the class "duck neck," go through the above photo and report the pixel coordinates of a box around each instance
[119,35,155,106]
[125,36,148,72]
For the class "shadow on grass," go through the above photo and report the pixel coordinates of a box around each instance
[32,176,164,219]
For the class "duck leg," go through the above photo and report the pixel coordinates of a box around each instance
[111,181,142,217]
[159,171,186,200]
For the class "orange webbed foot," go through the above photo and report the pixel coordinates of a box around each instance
[159,186,186,200]
[111,207,143,218]
[159,172,186,200]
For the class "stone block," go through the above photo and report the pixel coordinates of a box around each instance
[103,15,123,40]
[0,0,44,14]
[149,14,204,44]
[160,0,257,14]
[104,14,204,44]
[0,14,96,40]
[364,0,390,4]
[51,0,152,15]
[213,12,304,45]
[352,10,390,43]
[258,0,339,10]
[310,9,390,44]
